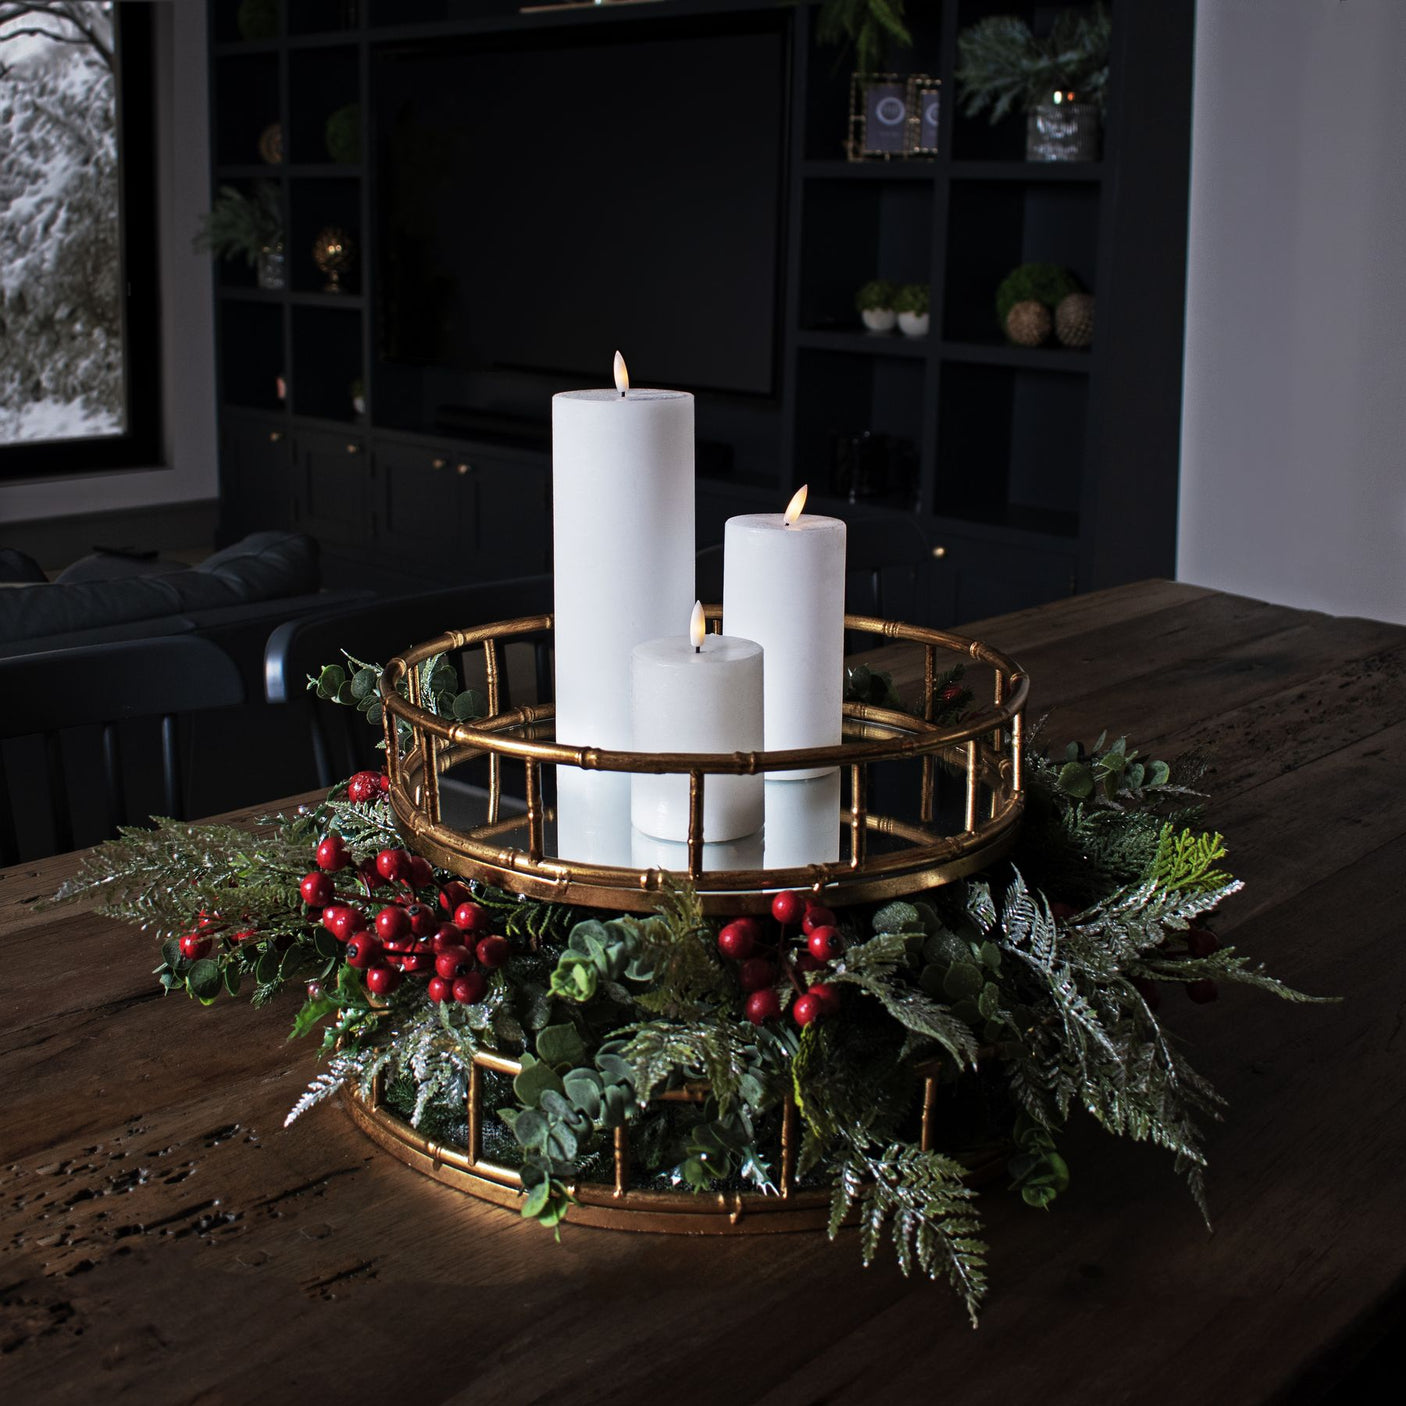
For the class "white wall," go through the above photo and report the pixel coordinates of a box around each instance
[0,1,216,525]
[1178,0,1406,625]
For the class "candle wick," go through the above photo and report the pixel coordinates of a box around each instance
[694,644,701,654]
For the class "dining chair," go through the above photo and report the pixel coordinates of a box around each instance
[0,635,247,865]
[264,574,555,789]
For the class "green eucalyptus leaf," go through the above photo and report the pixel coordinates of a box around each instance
[512,1108,548,1150]
[350,666,379,700]
[161,937,184,970]
[1148,759,1171,787]
[872,901,923,935]
[186,958,222,1001]
[535,1022,587,1069]
[977,982,999,1019]
[942,961,985,1000]
[513,1055,564,1109]
[520,1179,551,1219]
[223,963,242,997]
[316,664,345,696]
[1057,761,1094,798]
[453,690,487,722]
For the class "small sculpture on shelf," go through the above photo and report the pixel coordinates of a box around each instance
[955,4,1109,162]
[996,263,1090,348]
[855,279,898,333]
[312,226,356,294]
[893,282,930,337]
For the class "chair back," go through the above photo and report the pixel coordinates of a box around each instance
[264,575,554,788]
[0,635,246,864]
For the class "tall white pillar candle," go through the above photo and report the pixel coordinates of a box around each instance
[631,603,765,842]
[763,772,842,871]
[552,353,695,752]
[723,486,846,779]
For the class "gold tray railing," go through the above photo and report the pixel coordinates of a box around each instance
[379,607,1028,914]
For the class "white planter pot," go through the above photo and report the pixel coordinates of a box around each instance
[897,311,929,337]
[860,308,897,333]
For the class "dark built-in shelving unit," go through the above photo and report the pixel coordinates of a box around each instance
[208,0,1194,621]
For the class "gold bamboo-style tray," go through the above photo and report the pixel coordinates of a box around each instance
[378,608,1029,916]
[344,1048,1007,1234]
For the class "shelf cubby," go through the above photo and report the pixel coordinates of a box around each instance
[287,1,363,37]
[287,45,360,165]
[212,53,279,166]
[290,306,364,422]
[218,300,285,414]
[288,177,361,294]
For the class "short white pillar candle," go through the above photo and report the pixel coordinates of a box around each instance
[630,603,765,843]
[723,485,846,779]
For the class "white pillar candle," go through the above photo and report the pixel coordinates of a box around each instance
[723,485,846,779]
[630,603,765,842]
[552,353,695,752]
[763,772,842,871]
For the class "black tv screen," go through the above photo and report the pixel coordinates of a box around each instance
[375,19,788,399]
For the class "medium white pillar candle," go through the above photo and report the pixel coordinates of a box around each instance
[552,353,695,752]
[723,486,846,779]
[763,772,842,871]
[630,603,765,843]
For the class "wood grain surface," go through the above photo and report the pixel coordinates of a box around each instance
[3,582,1403,1405]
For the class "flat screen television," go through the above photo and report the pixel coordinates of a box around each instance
[374,15,789,415]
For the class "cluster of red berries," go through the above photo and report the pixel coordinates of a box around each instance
[176,908,257,961]
[718,890,845,1028]
[347,770,391,804]
[298,835,507,1004]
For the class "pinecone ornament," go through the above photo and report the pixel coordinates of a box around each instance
[1006,299,1052,347]
[1055,292,1095,348]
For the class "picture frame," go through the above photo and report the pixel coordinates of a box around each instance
[906,75,940,158]
[846,74,941,162]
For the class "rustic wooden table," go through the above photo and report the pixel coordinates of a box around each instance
[3,581,1404,1404]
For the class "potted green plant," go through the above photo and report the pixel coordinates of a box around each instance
[893,282,930,337]
[816,0,912,77]
[193,182,284,289]
[955,5,1110,162]
[855,279,899,333]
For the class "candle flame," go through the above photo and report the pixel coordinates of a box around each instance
[784,483,808,526]
[689,600,706,649]
[613,350,629,394]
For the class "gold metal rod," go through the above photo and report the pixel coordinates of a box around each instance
[964,739,979,833]
[687,772,705,876]
[780,1095,797,1198]
[849,763,867,866]
[483,638,501,715]
[613,1125,630,1198]
[525,759,543,862]
[1011,705,1024,792]
[921,643,938,822]
[467,1061,482,1165]
[921,1075,939,1152]
[423,733,441,823]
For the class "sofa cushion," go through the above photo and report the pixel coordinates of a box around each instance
[0,532,321,647]
[54,550,185,584]
[0,548,47,584]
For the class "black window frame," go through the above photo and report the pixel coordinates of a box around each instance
[0,4,161,482]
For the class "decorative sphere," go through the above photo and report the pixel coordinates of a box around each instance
[1054,292,1095,348]
[1006,300,1053,347]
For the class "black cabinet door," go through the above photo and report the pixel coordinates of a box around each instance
[928,532,1077,628]
[218,415,295,544]
[375,440,468,556]
[466,452,551,578]
[292,428,371,550]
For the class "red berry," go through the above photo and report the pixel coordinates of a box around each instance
[400,944,436,974]
[408,855,435,889]
[801,905,837,934]
[1131,976,1162,1011]
[771,891,805,926]
[347,771,381,804]
[940,681,964,702]
[230,928,258,944]
[345,935,382,970]
[453,901,490,933]
[1186,926,1220,958]
[738,958,777,993]
[375,905,410,943]
[315,835,350,871]
[306,980,323,1001]
[431,924,462,952]
[404,902,437,937]
[453,972,487,1005]
[435,945,475,981]
[806,925,843,963]
[196,909,218,929]
[299,872,335,908]
[745,989,781,1024]
[809,982,842,1014]
[321,905,354,941]
[179,932,211,960]
[792,993,823,1026]
[439,881,472,913]
[427,975,453,1003]
[377,773,391,794]
[717,919,759,961]
[476,935,510,970]
[375,848,411,883]
[365,964,402,996]
[1186,978,1219,1005]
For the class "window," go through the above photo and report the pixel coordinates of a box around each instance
[0,2,158,478]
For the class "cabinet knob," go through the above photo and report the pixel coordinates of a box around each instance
[346,442,359,455]
[456,462,471,476]
[931,545,948,559]
[268,430,283,443]
[431,457,446,470]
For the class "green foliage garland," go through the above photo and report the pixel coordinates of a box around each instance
[193,182,283,267]
[50,718,1328,1327]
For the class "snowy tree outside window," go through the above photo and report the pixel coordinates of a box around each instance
[0,3,124,446]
